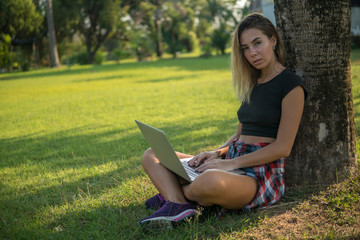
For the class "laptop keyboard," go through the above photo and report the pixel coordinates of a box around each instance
[181,161,200,179]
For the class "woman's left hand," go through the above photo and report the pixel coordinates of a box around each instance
[195,159,236,173]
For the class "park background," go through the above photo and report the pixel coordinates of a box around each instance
[1,0,360,239]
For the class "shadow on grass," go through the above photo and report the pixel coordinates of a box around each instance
[135,74,201,84]
[0,125,143,167]
[0,115,239,169]
[3,203,147,240]
[74,73,202,84]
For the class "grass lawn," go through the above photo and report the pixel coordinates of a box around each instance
[0,50,360,239]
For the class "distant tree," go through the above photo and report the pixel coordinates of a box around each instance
[153,0,164,57]
[128,0,198,58]
[205,0,237,24]
[210,25,231,55]
[162,1,195,58]
[0,0,43,71]
[274,0,358,184]
[122,0,237,59]
[138,0,165,57]
[0,34,12,71]
[45,0,60,67]
[127,1,158,58]
[198,0,237,55]
[53,0,124,64]
[0,0,43,39]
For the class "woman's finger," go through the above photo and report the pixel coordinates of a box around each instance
[188,153,205,166]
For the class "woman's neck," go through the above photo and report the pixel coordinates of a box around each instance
[258,61,285,84]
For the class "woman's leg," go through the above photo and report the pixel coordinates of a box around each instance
[182,169,258,209]
[142,148,193,204]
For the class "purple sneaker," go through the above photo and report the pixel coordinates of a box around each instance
[145,193,166,210]
[139,201,198,229]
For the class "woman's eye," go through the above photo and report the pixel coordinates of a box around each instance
[242,46,249,51]
[255,41,261,46]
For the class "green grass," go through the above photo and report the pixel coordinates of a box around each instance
[1,50,360,239]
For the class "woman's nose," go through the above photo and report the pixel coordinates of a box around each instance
[249,47,257,56]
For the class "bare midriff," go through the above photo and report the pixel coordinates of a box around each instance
[238,135,276,144]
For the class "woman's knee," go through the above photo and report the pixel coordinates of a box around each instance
[185,170,225,203]
[141,148,157,168]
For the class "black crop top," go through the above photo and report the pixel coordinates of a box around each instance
[237,69,307,138]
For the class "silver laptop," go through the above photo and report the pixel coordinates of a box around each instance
[135,120,244,182]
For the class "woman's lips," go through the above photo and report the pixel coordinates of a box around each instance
[253,59,263,66]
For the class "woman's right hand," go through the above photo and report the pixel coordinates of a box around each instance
[188,151,220,167]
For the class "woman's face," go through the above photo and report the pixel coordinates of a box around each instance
[240,28,276,71]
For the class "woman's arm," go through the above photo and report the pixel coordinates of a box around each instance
[216,122,242,150]
[188,122,242,166]
[195,86,305,172]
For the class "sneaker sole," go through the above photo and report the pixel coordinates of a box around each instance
[139,209,198,230]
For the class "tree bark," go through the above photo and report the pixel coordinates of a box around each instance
[274,0,358,185]
[46,0,60,67]
[154,1,163,58]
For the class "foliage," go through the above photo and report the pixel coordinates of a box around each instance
[130,1,158,57]
[112,50,122,63]
[127,24,154,61]
[15,48,31,71]
[0,0,245,68]
[352,35,360,49]
[197,0,237,55]
[200,36,213,58]
[53,0,125,64]
[0,0,43,39]
[0,34,12,71]
[161,1,196,58]
[66,49,104,65]
[110,43,134,63]
[210,25,231,55]
[0,34,33,72]
[103,38,121,60]
[185,31,200,53]
[0,0,43,71]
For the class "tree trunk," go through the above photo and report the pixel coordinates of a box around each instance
[250,0,262,13]
[46,0,60,67]
[274,0,358,185]
[171,30,177,59]
[10,44,13,72]
[155,6,163,58]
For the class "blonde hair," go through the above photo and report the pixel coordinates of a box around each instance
[231,13,285,102]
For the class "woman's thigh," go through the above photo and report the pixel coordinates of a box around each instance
[183,170,258,209]
[143,149,192,165]
[175,151,194,159]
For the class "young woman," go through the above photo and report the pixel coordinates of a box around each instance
[139,13,307,229]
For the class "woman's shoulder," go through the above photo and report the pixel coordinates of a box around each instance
[279,69,307,99]
[280,69,302,81]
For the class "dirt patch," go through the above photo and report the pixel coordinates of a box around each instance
[230,174,360,239]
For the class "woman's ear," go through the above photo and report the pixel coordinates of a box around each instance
[271,35,277,48]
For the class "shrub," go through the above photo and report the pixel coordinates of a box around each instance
[64,50,104,65]
[0,34,12,71]
[352,35,360,49]
[93,51,104,65]
[76,51,90,65]
[200,37,212,58]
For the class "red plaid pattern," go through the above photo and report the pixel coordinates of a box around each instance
[226,140,285,211]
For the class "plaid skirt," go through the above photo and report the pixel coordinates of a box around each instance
[225,140,285,212]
